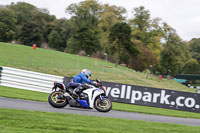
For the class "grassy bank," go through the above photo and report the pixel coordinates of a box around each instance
[1,86,200,119]
[0,42,194,92]
[0,108,200,133]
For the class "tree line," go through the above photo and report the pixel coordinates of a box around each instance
[0,0,200,76]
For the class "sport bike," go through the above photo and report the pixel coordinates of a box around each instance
[48,79,112,112]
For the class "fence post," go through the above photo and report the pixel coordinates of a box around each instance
[9,54,13,65]
[30,56,32,66]
[52,57,54,67]
[77,61,80,69]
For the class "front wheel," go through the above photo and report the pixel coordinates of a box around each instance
[94,97,112,112]
[48,91,68,108]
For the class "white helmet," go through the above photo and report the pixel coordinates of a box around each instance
[81,69,91,79]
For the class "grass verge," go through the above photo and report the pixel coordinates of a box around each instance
[1,86,200,119]
[0,108,200,133]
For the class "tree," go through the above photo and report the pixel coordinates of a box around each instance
[31,9,56,43]
[189,38,200,62]
[147,18,163,59]
[9,2,56,45]
[0,8,16,42]
[67,27,100,55]
[66,0,101,55]
[48,30,63,50]
[47,19,74,51]
[129,40,158,71]
[159,33,191,76]
[66,0,101,28]
[130,6,151,42]
[109,22,138,67]
[19,21,43,46]
[98,4,126,56]
[8,2,36,40]
[9,2,36,25]
[129,6,163,61]
[182,59,200,74]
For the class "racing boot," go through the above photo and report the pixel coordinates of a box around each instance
[72,88,80,99]
[73,86,83,99]
[72,92,78,99]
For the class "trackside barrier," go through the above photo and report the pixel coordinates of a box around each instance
[0,66,63,93]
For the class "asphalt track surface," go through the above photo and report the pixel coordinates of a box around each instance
[0,97,200,126]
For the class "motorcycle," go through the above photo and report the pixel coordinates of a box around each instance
[48,79,112,112]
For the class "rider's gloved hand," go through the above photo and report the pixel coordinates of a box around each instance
[81,84,89,89]
[91,82,99,87]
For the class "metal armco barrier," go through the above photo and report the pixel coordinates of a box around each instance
[1,66,200,113]
[0,66,63,93]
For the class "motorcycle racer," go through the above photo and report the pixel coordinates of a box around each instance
[68,69,96,97]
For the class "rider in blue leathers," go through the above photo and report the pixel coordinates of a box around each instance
[68,69,95,97]
[73,71,91,84]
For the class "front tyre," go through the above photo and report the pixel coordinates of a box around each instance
[94,97,112,112]
[48,91,68,108]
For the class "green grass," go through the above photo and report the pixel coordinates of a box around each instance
[1,86,200,119]
[0,42,195,92]
[0,108,200,133]
[0,86,48,102]
[113,102,200,119]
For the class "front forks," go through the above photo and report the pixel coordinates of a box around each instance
[99,95,105,103]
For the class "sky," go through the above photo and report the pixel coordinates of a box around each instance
[1,0,200,41]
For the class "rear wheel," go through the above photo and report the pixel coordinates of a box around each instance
[94,97,112,112]
[48,91,68,108]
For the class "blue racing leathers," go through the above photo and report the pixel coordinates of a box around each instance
[68,73,91,96]
[73,73,91,84]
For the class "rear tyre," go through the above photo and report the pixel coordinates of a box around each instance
[94,97,112,112]
[48,91,68,108]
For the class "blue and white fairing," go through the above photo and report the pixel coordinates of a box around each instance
[78,86,105,108]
